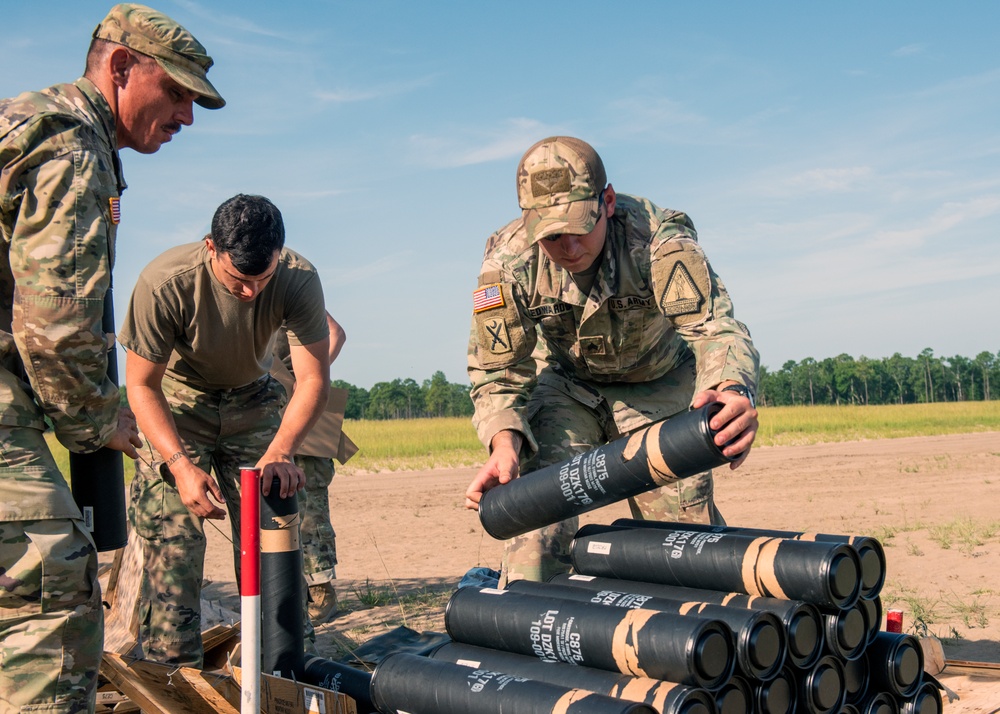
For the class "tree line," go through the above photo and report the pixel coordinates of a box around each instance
[335,371,474,420]
[759,349,997,407]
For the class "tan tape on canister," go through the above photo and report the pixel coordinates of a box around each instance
[644,422,678,486]
[650,681,684,713]
[755,538,789,600]
[678,602,699,616]
[260,513,302,553]
[741,537,770,596]
[611,608,658,677]
[622,431,644,462]
[552,689,593,714]
[615,676,660,703]
[799,533,818,542]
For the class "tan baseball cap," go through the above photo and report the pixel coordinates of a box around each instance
[516,136,607,243]
[93,3,225,109]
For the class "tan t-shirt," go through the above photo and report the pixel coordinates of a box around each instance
[120,241,328,390]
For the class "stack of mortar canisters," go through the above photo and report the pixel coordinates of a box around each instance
[368,519,944,714]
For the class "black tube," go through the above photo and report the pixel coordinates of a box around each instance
[753,667,797,714]
[261,476,304,680]
[840,706,861,714]
[430,642,718,714]
[444,586,736,690]
[820,601,868,661]
[550,573,825,669]
[842,653,870,705]
[792,655,846,714]
[370,653,659,714]
[508,578,786,682]
[714,676,752,714]
[302,655,375,713]
[571,524,861,610]
[855,691,898,714]
[69,289,126,552]
[479,404,733,540]
[859,596,882,646]
[866,631,923,699]
[899,678,942,714]
[613,519,886,601]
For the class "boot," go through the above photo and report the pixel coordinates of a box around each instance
[308,581,339,624]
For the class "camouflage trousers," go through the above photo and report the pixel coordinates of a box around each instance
[500,382,725,587]
[0,425,102,714]
[129,374,314,668]
[296,456,337,585]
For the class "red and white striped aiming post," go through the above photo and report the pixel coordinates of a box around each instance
[240,467,261,714]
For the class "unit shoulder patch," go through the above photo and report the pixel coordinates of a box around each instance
[652,247,710,325]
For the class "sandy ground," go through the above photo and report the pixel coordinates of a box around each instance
[199,431,1000,709]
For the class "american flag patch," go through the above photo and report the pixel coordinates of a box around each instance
[109,196,121,224]
[473,283,504,313]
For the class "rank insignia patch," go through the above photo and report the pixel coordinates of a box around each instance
[661,260,704,316]
[109,196,121,224]
[473,283,505,313]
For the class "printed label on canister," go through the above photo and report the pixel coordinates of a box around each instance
[83,507,94,532]
[529,610,586,663]
[456,659,482,668]
[568,574,596,581]
[557,449,612,506]
[587,541,612,554]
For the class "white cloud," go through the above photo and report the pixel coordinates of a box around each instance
[892,44,925,58]
[406,118,558,168]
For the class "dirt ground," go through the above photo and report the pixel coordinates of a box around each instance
[200,431,1000,710]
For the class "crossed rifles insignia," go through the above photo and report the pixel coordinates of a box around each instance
[485,318,511,354]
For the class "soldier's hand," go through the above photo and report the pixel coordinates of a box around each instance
[693,387,759,468]
[465,431,522,510]
[172,460,227,519]
[105,406,143,458]
[259,457,306,499]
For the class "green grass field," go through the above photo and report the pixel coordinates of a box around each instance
[46,400,1000,479]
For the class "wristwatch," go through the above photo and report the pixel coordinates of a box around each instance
[721,383,755,409]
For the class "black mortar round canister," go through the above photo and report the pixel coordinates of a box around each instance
[571,523,862,610]
[429,642,718,714]
[753,667,797,714]
[369,653,660,714]
[612,519,886,600]
[866,631,924,699]
[714,676,752,714]
[444,586,736,690]
[479,403,733,540]
[550,573,825,669]
[855,691,898,714]
[820,602,868,661]
[260,476,304,680]
[510,578,787,681]
[301,655,375,713]
[842,653,870,705]
[792,655,846,714]
[899,678,943,714]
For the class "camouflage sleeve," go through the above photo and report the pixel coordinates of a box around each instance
[649,230,760,395]
[8,128,120,452]
[467,256,540,454]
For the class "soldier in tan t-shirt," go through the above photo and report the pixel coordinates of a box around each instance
[120,193,330,667]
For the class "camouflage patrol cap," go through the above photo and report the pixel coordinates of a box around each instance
[93,3,225,109]
[517,136,607,243]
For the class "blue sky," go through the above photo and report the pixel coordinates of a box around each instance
[4,2,998,389]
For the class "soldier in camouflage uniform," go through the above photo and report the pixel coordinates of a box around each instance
[271,316,358,624]
[120,194,330,668]
[0,4,223,712]
[465,137,760,585]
